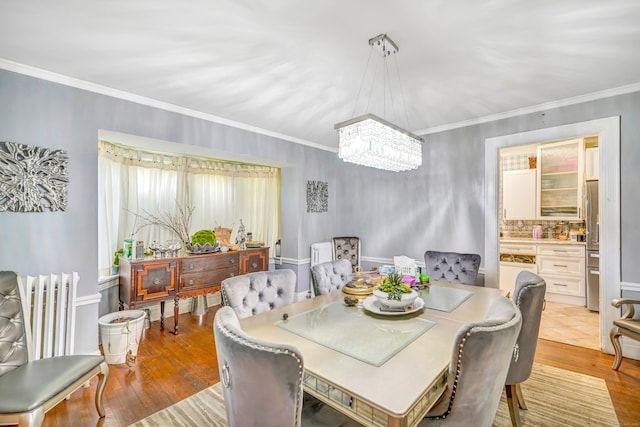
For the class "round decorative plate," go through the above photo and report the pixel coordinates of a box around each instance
[362,295,425,316]
[342,281,374,296]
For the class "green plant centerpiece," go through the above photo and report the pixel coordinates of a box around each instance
[373,272,419,309]
[376,272,411,301]
[186,229,219,253]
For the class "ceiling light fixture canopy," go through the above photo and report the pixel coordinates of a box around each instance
[335,33,423,172]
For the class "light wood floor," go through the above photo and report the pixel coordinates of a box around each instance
[29,305,640,427]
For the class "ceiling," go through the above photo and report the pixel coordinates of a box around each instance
[2,1,640,150]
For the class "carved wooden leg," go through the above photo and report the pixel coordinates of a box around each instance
[160,301,165,331]
[505,384,522,427]
[610,326,623,370]
[95,361,110,417]
[173,294,180,335]
[515,383,527,410]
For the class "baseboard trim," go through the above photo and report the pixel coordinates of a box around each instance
[622,337,640,361]
[76,292,102,307]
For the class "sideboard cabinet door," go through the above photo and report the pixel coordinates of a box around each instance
[119,258,178,307]
[239,247,269,274]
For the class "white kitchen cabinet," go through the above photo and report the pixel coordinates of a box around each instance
[536,243,585,302]
[537,138,584,220]
[503,169,536,220]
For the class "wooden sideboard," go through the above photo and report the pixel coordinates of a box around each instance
[119,247,269,334]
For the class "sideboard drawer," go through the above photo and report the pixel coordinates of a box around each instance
[180,267,238,292]
[180,252,239,273]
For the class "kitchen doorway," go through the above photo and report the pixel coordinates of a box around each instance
[484,117,621,355]
[498,139,600,350]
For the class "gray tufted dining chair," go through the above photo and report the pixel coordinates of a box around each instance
[214,306,304,427]
[221,269,296,319]
[0,271,109,427]
[310,259,352,296]
[419,296,522,427]
[332,237,361,272]
[424,251,482,286]
[504,271,546,427]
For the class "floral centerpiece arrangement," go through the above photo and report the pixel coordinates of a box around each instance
[373,272,419,308]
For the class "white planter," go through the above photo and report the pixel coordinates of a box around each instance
[373,289,418,309]
[98,310,146,365]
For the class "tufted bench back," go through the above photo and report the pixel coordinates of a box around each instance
[310,259,352,296]
[424,251,482,286]
[221,270,297,319]
[0,271,30,375]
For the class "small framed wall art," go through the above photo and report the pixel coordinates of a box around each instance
[306,180,328,213]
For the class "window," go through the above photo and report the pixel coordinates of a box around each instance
[98,140,279,275]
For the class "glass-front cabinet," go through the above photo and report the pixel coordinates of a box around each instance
[536,138,584,220]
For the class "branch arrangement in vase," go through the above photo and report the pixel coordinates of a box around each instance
[128,203,195,245]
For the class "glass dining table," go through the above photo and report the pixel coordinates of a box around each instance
[238,281,507,427]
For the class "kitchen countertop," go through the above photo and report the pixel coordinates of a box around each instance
[500,237,586,245]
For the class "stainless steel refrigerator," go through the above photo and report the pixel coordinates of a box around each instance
[585,180,600,311]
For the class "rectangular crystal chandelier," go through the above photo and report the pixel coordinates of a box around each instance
[335,34,424,172]
[335,113,423,172]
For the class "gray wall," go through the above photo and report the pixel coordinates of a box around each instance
[0,70,340,353]
[335,92,640,287]
[2,69,640,354]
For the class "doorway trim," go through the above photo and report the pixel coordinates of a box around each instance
[484,117,620,354]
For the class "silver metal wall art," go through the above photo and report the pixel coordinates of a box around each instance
[0,141,69,212]
[306,180,328,213]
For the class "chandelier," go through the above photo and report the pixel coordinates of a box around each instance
[335,34,423,172]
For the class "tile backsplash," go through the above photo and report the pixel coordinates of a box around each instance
[501,219,585,240]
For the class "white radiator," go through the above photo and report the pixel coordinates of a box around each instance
[309,242,333,297]
[310,242,333,267]
[21,272,79,360]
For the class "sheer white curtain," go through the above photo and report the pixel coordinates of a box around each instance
[98,141,279,276]
[189,161,279,251]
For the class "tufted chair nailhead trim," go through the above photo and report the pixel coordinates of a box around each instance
[425,313,521,421]
[215,315,304,427]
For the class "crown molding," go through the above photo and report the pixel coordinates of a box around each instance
[416,82,640,136]
[0,58,335,153]
[4,57,639,148]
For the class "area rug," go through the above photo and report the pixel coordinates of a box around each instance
[130,363,619,426]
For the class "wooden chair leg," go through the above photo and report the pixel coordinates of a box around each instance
[94,362,110,417]
[515,383,527,410]
[505,384,522,427]
[610,326,623,370]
